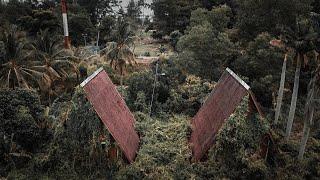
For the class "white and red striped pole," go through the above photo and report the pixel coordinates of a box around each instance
[61,0,71,49]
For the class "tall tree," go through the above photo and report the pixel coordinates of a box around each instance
[151,0,200,34]
[18,9,60,36]
[100,17,137,85]
[126,0,141,22]
[30,29,80,103]
[270,39,289,124]
[298,11,320,159]
[298,64,319,160]
[77,0,119,24]
[177,6,237,81]
[284,15,317,140]
[236,0,313,41]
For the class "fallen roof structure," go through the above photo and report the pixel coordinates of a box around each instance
[190,68,263,161]
[80,67,140,163]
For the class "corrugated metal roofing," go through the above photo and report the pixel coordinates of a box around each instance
[190,68,250,161]
[81,68,139,163]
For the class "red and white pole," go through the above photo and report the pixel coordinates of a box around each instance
[61,0,71,49]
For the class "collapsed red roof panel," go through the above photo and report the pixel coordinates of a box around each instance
[190,68,250,161]
[80,67,139,163]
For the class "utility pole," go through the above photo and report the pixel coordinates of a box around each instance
[96,31,100,47]
[82,33,87,46]
[149,60,165,116]
[61,0,71,49]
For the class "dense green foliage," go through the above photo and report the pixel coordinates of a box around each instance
[125,59,213,116]
[117,97,269,179]
[151,0,200,34]
[232,33,284,107]
[0,0,320,179]
[177,6,237,81]
[41,88,119,178]
[0,90,51,177]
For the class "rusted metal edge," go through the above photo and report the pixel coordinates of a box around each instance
[248,90,265,118]
[226,68,250,90]
[80,67,104,87]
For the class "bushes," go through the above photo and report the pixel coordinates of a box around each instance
[151,31,165,40]
[0,89,51,177]
[165,75,214,116]
[126,61,213,117]
[118,97,271,179]
[176,21,237,81]
[231,33,284,107]
[202,97,270,179]
[8,88,121,179]
[43,88,121,178]
[169,30,182,50]
[0,89,49,152]
[3,88,318,179]
[126,59,186,116]
[117,113,193,179]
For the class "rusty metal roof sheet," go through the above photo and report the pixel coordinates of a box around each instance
[81,68,139,163]
[190,68,250,161]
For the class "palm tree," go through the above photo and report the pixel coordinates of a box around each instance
[101,17,137,86]
[282,18,318,140]
[298,12,320,159]
[0,27,38,89]
[298,61,319,160]
[270,39,289,124]
[30,29,80,102]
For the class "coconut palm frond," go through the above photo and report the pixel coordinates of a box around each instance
[0,27,40,90]
[22,68,45,78]
[13,67,30,89]
[0,75,6,88]
[47,66,61,79]
[32,65,47,69]
[6,69,11,88]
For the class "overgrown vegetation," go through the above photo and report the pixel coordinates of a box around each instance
[0,0,319,179]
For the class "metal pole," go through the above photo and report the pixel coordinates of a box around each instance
[82,34,87,46]
[96,31,100,47]
[61,0,70,49]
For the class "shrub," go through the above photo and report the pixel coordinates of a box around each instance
[231,33,283,107]
[169,30,183,50]
[126,59,186,116]
[165,75,214,116]
[42,88,122,178]
[118,97,271,179]
[116,113,193,179]
[151,31,164,40]
[144,51,151,57]
[202,96,270,179]
[0,89,51,176]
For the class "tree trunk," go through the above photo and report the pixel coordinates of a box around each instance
[275,53,288,124]
[286,53,301,140]
[120,74,123,87]
[298,76,316,160]
[298,106,314,160]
